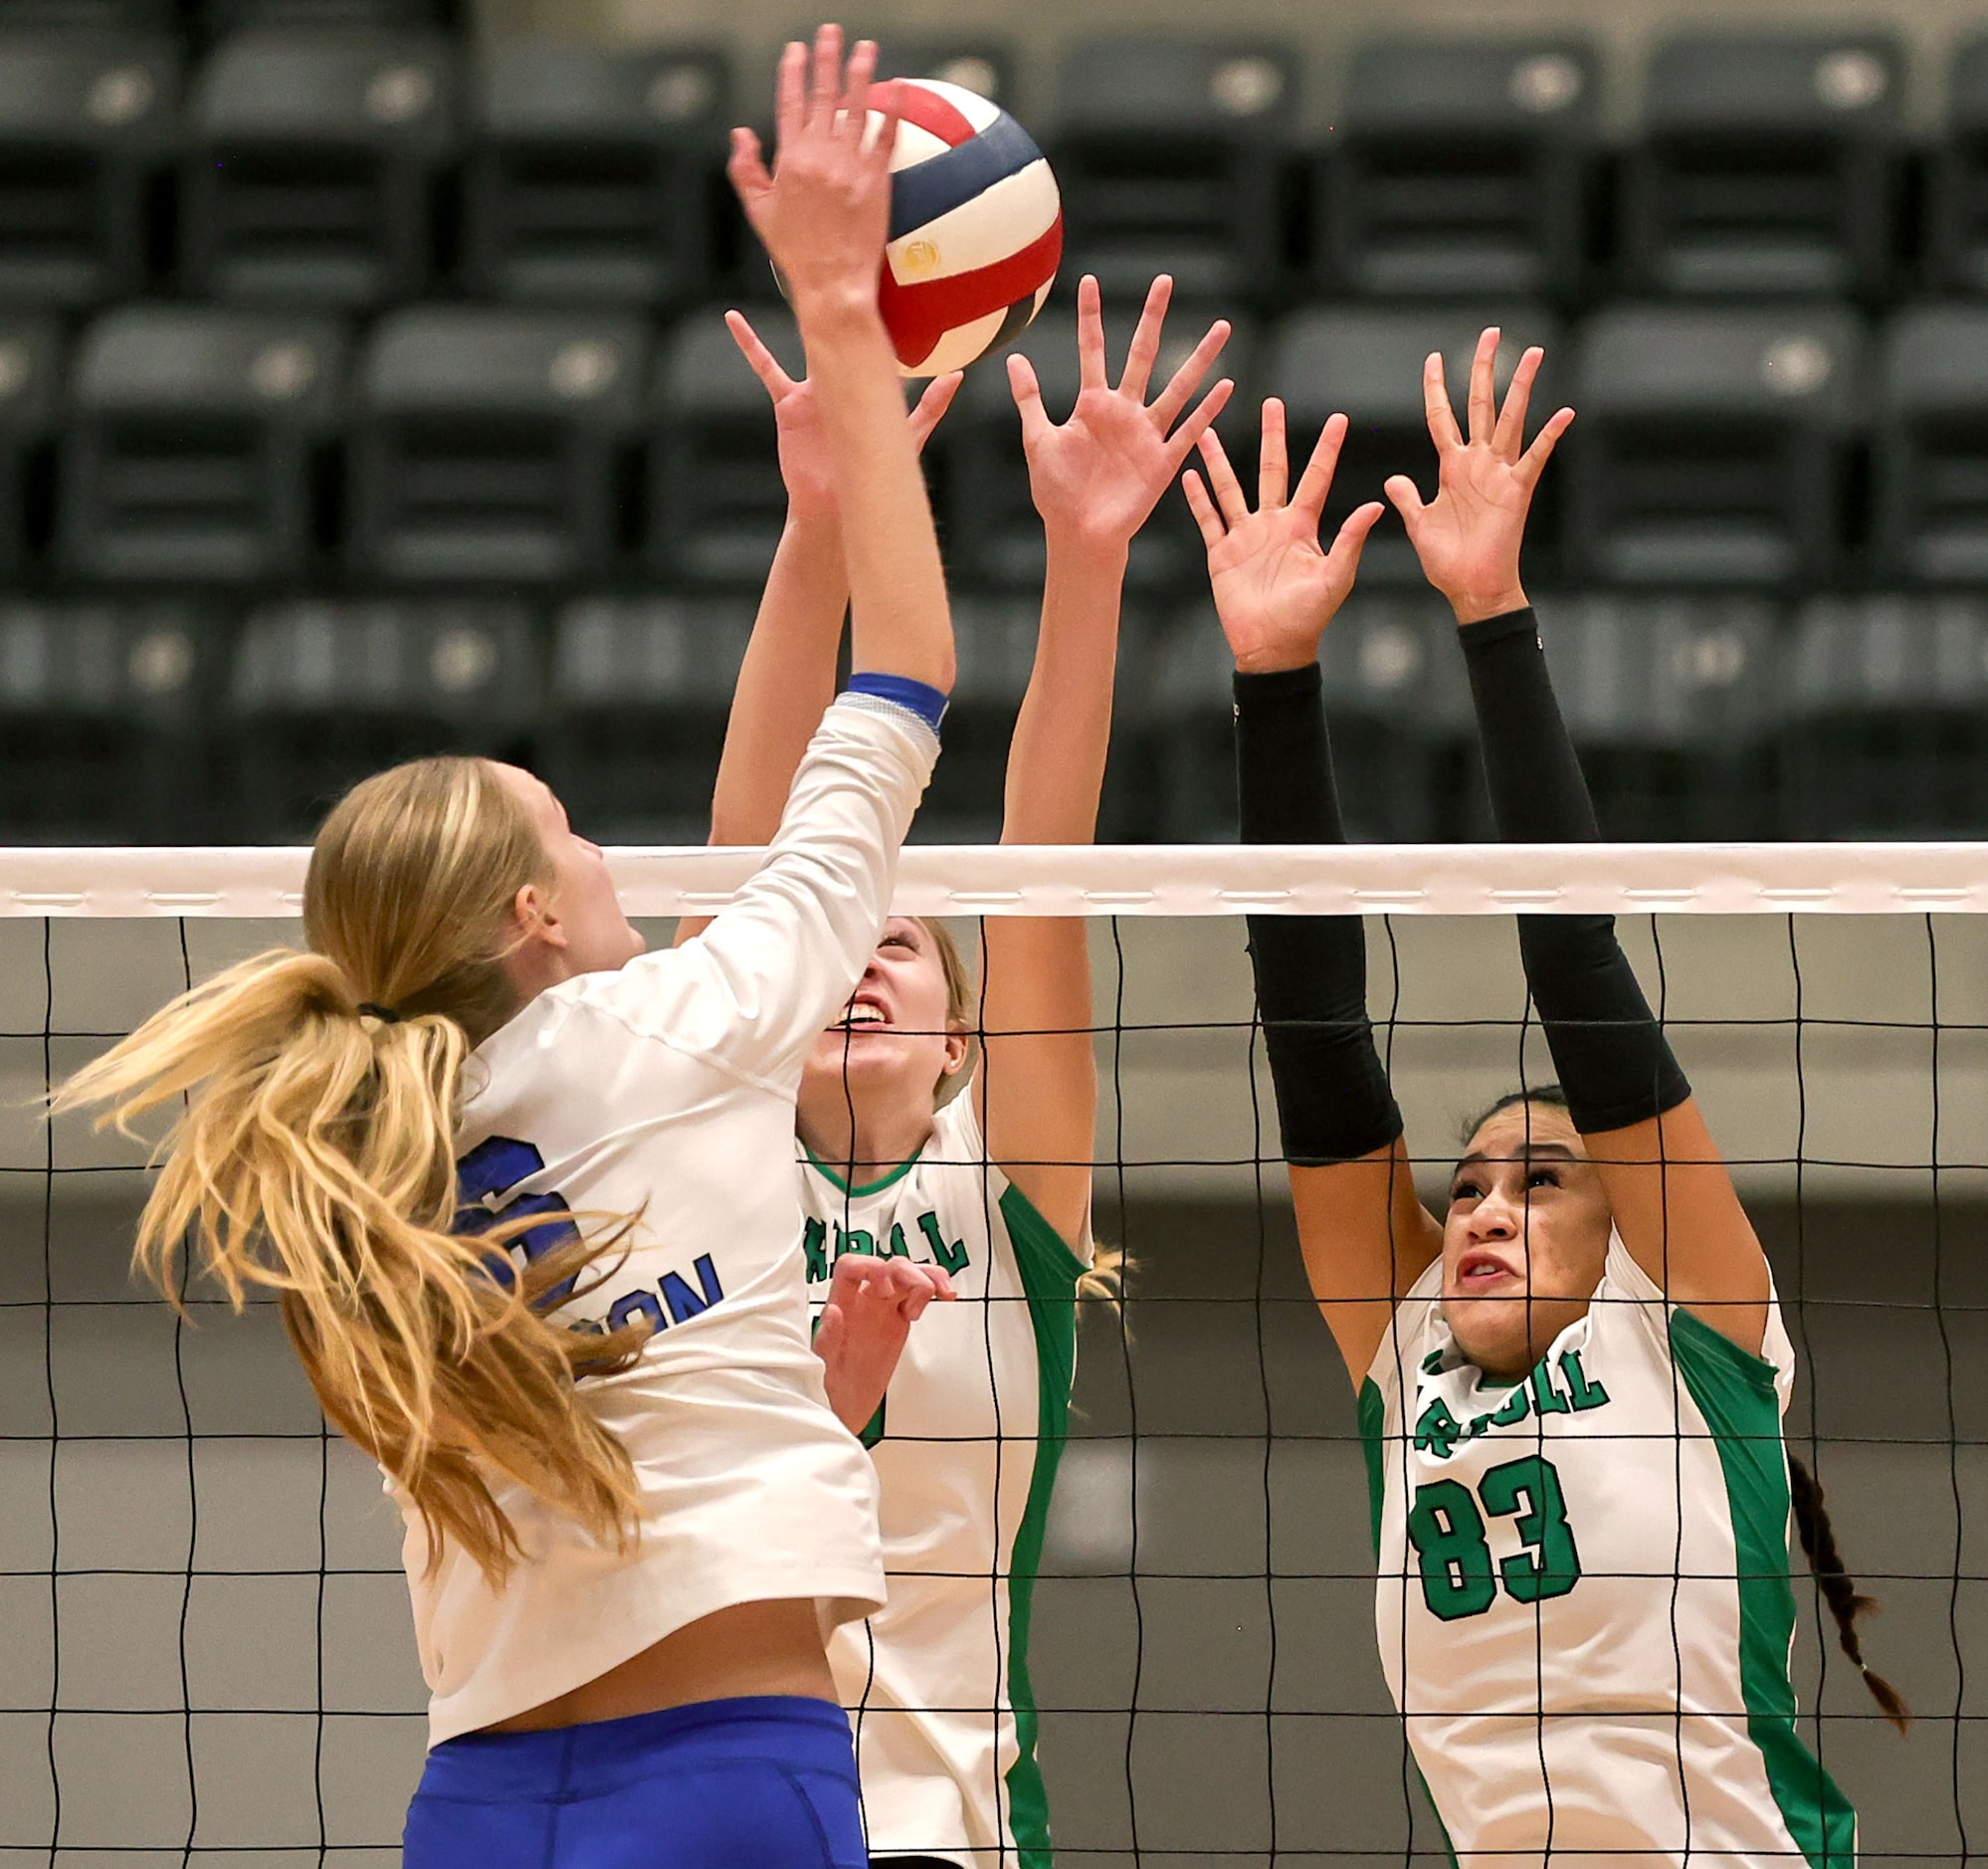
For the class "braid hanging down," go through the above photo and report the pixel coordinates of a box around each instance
[1787,1453,1910,1733]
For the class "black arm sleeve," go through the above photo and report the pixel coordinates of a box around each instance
[1459,606,1690,1135]
[1236,664,1403,1165]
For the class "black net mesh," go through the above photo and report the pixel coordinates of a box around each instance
[4,895,1986,1865]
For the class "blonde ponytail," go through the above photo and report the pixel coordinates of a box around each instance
[55,757,647,1586]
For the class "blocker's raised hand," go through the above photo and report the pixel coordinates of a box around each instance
[1386,326,1575,626]
[814,1252,957,1435]
[1007,274,1233,557]
[727,26,899,311]
[1183,398,1385,675]
[726,310,961,524]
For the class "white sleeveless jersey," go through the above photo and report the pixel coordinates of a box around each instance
[396,698,936,1745]
[1364,1237,1856,1869]
[799,1090,1090,1869]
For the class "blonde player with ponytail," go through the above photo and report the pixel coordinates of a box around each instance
[59,29,961,1869]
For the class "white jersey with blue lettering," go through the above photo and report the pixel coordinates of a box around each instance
[799,1089,1090,1869]
[1363,1236,1855,1869]
[394,696,938,1746]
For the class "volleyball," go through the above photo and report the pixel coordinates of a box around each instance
[872,77,1063,377]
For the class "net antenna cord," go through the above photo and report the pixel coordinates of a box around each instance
[5,843,1988,920]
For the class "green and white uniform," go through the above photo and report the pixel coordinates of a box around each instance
[800,1090,1090,1869]
[1362,1235,1856,1869]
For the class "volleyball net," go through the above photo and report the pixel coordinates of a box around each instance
[4,842,1986,1865]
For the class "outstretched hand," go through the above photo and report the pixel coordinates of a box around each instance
[726,26,898,312]
[1008,274,1234,557]
[814,1253,957,1435]
[726,311,960,524]
[1182,400,1385,675]
[1386,326,1575,626]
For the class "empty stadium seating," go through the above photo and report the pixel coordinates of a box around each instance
[6,19,1988,843]
[1321,38,1598,304]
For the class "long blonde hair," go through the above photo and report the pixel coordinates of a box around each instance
[54,756,646,1586]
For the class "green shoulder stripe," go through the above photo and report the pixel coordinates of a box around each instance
[999,1181,1085,1869]
[1670,1307,1858,1869]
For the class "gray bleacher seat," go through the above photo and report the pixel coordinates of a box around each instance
[0,29,178,307]
[540,593,753,844]
[1150,591,1471,844]
[1564,303,1865,588]
[877,39,1019,112]
[1265,307,1565,588]
[0,600,217,842]
[1929,37,1988,292]
[0,315,60,580]
[1621,32,1902,300]
[182,27,458,307]
[910,594,1051,843]
[59,304,344,585]
[1,0,177,25]
[1875,304,1988,584]
[938,294,1252,596]
[463,42,727,309]
[1051,39,1295,302]
[202,0,463,30]
[350,305,649,586]
[648,308,795,587]
[1538,595,1782,840]
[227,596,540,839]
[1322,38,1599,304]
[1782,595,1988,836]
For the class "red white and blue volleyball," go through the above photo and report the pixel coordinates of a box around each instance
[872,78,1063,378]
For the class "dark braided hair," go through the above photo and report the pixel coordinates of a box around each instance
[1463,1086,1909,1732]
[1787,1453,1910,1732]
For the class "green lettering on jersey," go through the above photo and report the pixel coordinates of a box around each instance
[886,1222,912,1260]
[858,1396,887,1450]
[918,1209,969,1277]
[1558,1348,1610,1411]
[1414,1395,1463,1460]
[1487,1384,1531,1429]
[1528,1361,1573,1416]
[836,1225,876,1258]
[802,1216,829,1284]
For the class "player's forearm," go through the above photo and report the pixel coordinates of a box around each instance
[792,290,953,696]
[1000,541,1124,847]
[707,515,848,850]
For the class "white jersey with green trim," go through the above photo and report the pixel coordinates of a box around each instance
[1362,1236,1856,1869]
[799,1089,1090,1869]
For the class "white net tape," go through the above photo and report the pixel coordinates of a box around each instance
[4,841,1988,918]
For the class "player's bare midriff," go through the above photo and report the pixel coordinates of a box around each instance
[483,1598,841,1733]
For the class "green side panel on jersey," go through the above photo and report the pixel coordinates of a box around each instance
[1671,1307,1859,1869]
[1358,1378,1387,1558]
[999,1181,1085,1869]
[1357,1376,1461,1869]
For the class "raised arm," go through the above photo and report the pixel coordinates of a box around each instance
[656,28,955,1076]
[1182,404,1440,1383]
[1389,328,1768,1352]
[677,313,957,943]
[730,30,951,699]
[977,274,1231,1243]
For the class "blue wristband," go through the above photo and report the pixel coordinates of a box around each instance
[845,671,948,733]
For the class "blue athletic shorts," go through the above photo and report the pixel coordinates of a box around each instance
[402,1694,868,1869]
